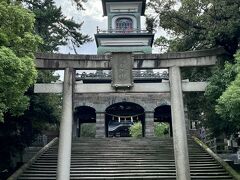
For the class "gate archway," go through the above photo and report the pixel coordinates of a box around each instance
[154,105,172,137]
[105,102,145,137]
[74,106,96,137]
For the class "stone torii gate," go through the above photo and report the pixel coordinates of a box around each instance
[34,48,224,180]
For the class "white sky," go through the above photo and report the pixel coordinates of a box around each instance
[54,0,166,54]
[53,0,168,79]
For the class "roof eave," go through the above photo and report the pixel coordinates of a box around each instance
[95,33,155,47]
[102,0,146,16]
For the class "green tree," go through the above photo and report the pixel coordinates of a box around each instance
[0,0,90,176]
[147,0,240,136]
[24,0,91,52]
[215,52,240,135]
[0,1,41,177]
[148,0,240,56]
[0,1,41,122]
[19,0,92,132]
[203,61,237,136]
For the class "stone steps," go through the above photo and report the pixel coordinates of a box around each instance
[20,170,229,175]
[30,162,221,167]
[27,166,223,170]
[18,138,234,180]
[17,176,233,180]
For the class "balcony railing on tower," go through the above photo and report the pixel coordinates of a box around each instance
[96,26,152,34]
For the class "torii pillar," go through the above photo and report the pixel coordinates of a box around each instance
[57,68,74,180]
[169,66,191,180]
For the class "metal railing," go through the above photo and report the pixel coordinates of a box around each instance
[96,27,152,34]
[76,71,169,81]
[31,135,48,147]
[204,133,217,152]
[194,128,217,152]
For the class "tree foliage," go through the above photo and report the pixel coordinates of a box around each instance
[19,0,92,132]
[215,52,240,134]
[130,122,142,138]
[0,1,40,122]
[148,0,240,55]
[204,61,237,136]
[154,123,169,137]
[0,0,91,176]
[0,48,36,122]
[23,0,92,52]
[147,0,240,136]
[72,0,87,10]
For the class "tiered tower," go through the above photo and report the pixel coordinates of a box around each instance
[95,0,154,55]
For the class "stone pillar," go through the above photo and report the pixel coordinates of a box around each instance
[72,117,77,138]
[96,112,105,138]
[57,68,74,180]
[77,120,81,137]
[145,111,154,137]
[184,105,190,135]
[169,66,191,180]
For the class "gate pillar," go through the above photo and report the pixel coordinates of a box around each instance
[57,67,74,180]
[145,111,154,137]
[96,112,106,138]
[169,66,191,180]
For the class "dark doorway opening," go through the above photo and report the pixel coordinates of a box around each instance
[74,106,96,137]
[154,105,172,137]
[105,102,145,137]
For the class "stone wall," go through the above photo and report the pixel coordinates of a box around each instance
[73,93,171,112]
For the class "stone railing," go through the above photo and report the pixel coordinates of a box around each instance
[76,70,169,81]
[193,136,240,180]
[7,138,58,180]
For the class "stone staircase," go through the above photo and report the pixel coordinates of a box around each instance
[17,138,235,179]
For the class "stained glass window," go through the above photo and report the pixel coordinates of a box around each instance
[116,18,133,31]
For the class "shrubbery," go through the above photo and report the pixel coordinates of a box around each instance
[80,123,96,137]
[154,123,169,137]
[130,122,170,138]
[129,122,142,138]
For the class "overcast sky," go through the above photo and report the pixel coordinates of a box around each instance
[54,0,166,55]
[53,0,168,79]
[53,0,105,54]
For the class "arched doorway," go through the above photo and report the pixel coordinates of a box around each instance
[154,105,172,137]
[74,106,96,137]
[105,102,145,137]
